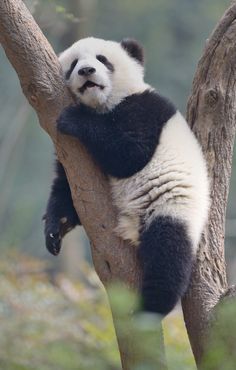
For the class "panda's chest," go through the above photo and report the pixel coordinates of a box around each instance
[109,138,193,245]
[109,165,152,245]
[109,149,160,244]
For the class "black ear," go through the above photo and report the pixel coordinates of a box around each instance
[121,38,144,65]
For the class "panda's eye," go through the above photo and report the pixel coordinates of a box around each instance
[96,54,107,64]
[96,55,114,72]
[65,58,78,80]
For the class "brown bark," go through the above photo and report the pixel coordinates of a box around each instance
[0,1,166,369]
[2,0,236,368]
[182,3,236,366]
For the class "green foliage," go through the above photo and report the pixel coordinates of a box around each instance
[0,253,119,370]
[1,1,236,367]
[0,253,197,370]
[201,299,236,370]
[108,284,166,370]
[2,254,236,369]
[164,315,197,370]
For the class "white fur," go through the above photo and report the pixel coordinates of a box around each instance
[111,112,209,250]
[59,37,209,252]
[59,37,149,111]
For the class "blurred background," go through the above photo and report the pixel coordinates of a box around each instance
[0,1,234,369]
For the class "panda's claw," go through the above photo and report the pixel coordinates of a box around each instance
[53,247,60,256]
[44,215,76,256]
[46,230,62,256]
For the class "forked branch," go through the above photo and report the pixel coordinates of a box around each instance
[1,1,236,369]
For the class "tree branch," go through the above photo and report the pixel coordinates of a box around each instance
[182,2,236,365]
[0,1,166,369]
[3,0,236,368]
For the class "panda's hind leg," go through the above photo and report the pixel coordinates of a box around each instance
[137,215,193,316]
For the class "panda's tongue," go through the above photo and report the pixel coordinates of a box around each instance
[79,80,104,93]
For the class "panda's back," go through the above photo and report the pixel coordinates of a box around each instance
[110,111,209,249]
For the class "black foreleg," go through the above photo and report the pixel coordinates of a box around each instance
[44,160,80,256]
[138,216,193,316]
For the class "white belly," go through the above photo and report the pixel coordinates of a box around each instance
[110,112,209,250]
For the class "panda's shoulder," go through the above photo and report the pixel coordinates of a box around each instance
[114,89,177,125]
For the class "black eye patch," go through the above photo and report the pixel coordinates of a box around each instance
[65,59,78,80]
[96,54,114,72]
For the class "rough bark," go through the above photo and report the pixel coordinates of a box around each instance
[182,3,236,366]
[0,1,166,369]
[2,0,236,368]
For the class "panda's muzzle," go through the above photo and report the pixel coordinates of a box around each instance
[79,80,105,94]
[78,67,96,76]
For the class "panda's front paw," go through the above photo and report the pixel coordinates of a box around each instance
[44,214,78,256]
[45,224,62,256]
[57,115,73,136]
[57,105,80,136]
[44,215,66,256]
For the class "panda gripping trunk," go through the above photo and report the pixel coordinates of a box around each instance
[45,37,209,317]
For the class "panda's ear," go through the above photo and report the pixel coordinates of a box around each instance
[121,38,144,65]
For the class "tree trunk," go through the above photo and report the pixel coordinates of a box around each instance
[1,0,236,369]
[182,3,236,366]
[0,1,166,369]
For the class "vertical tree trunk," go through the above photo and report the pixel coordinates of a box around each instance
[182,3,236,366]
[1,0,236,369]
[0,1,166,369]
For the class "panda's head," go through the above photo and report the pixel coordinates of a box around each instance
[59,37,149,111]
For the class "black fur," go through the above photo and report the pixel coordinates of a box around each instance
[138,216,193,315]
[96,55,115,72]
[57,90,176,178]
[121,38,144,65]
[65,59,78,80]
[44,161,80,256]
[45,85,192,315]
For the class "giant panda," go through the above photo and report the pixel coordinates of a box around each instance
[44,37,209,316]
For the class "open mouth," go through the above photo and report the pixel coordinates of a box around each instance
[79,80,105,94]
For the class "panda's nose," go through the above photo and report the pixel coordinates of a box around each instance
[78,67,96,76]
